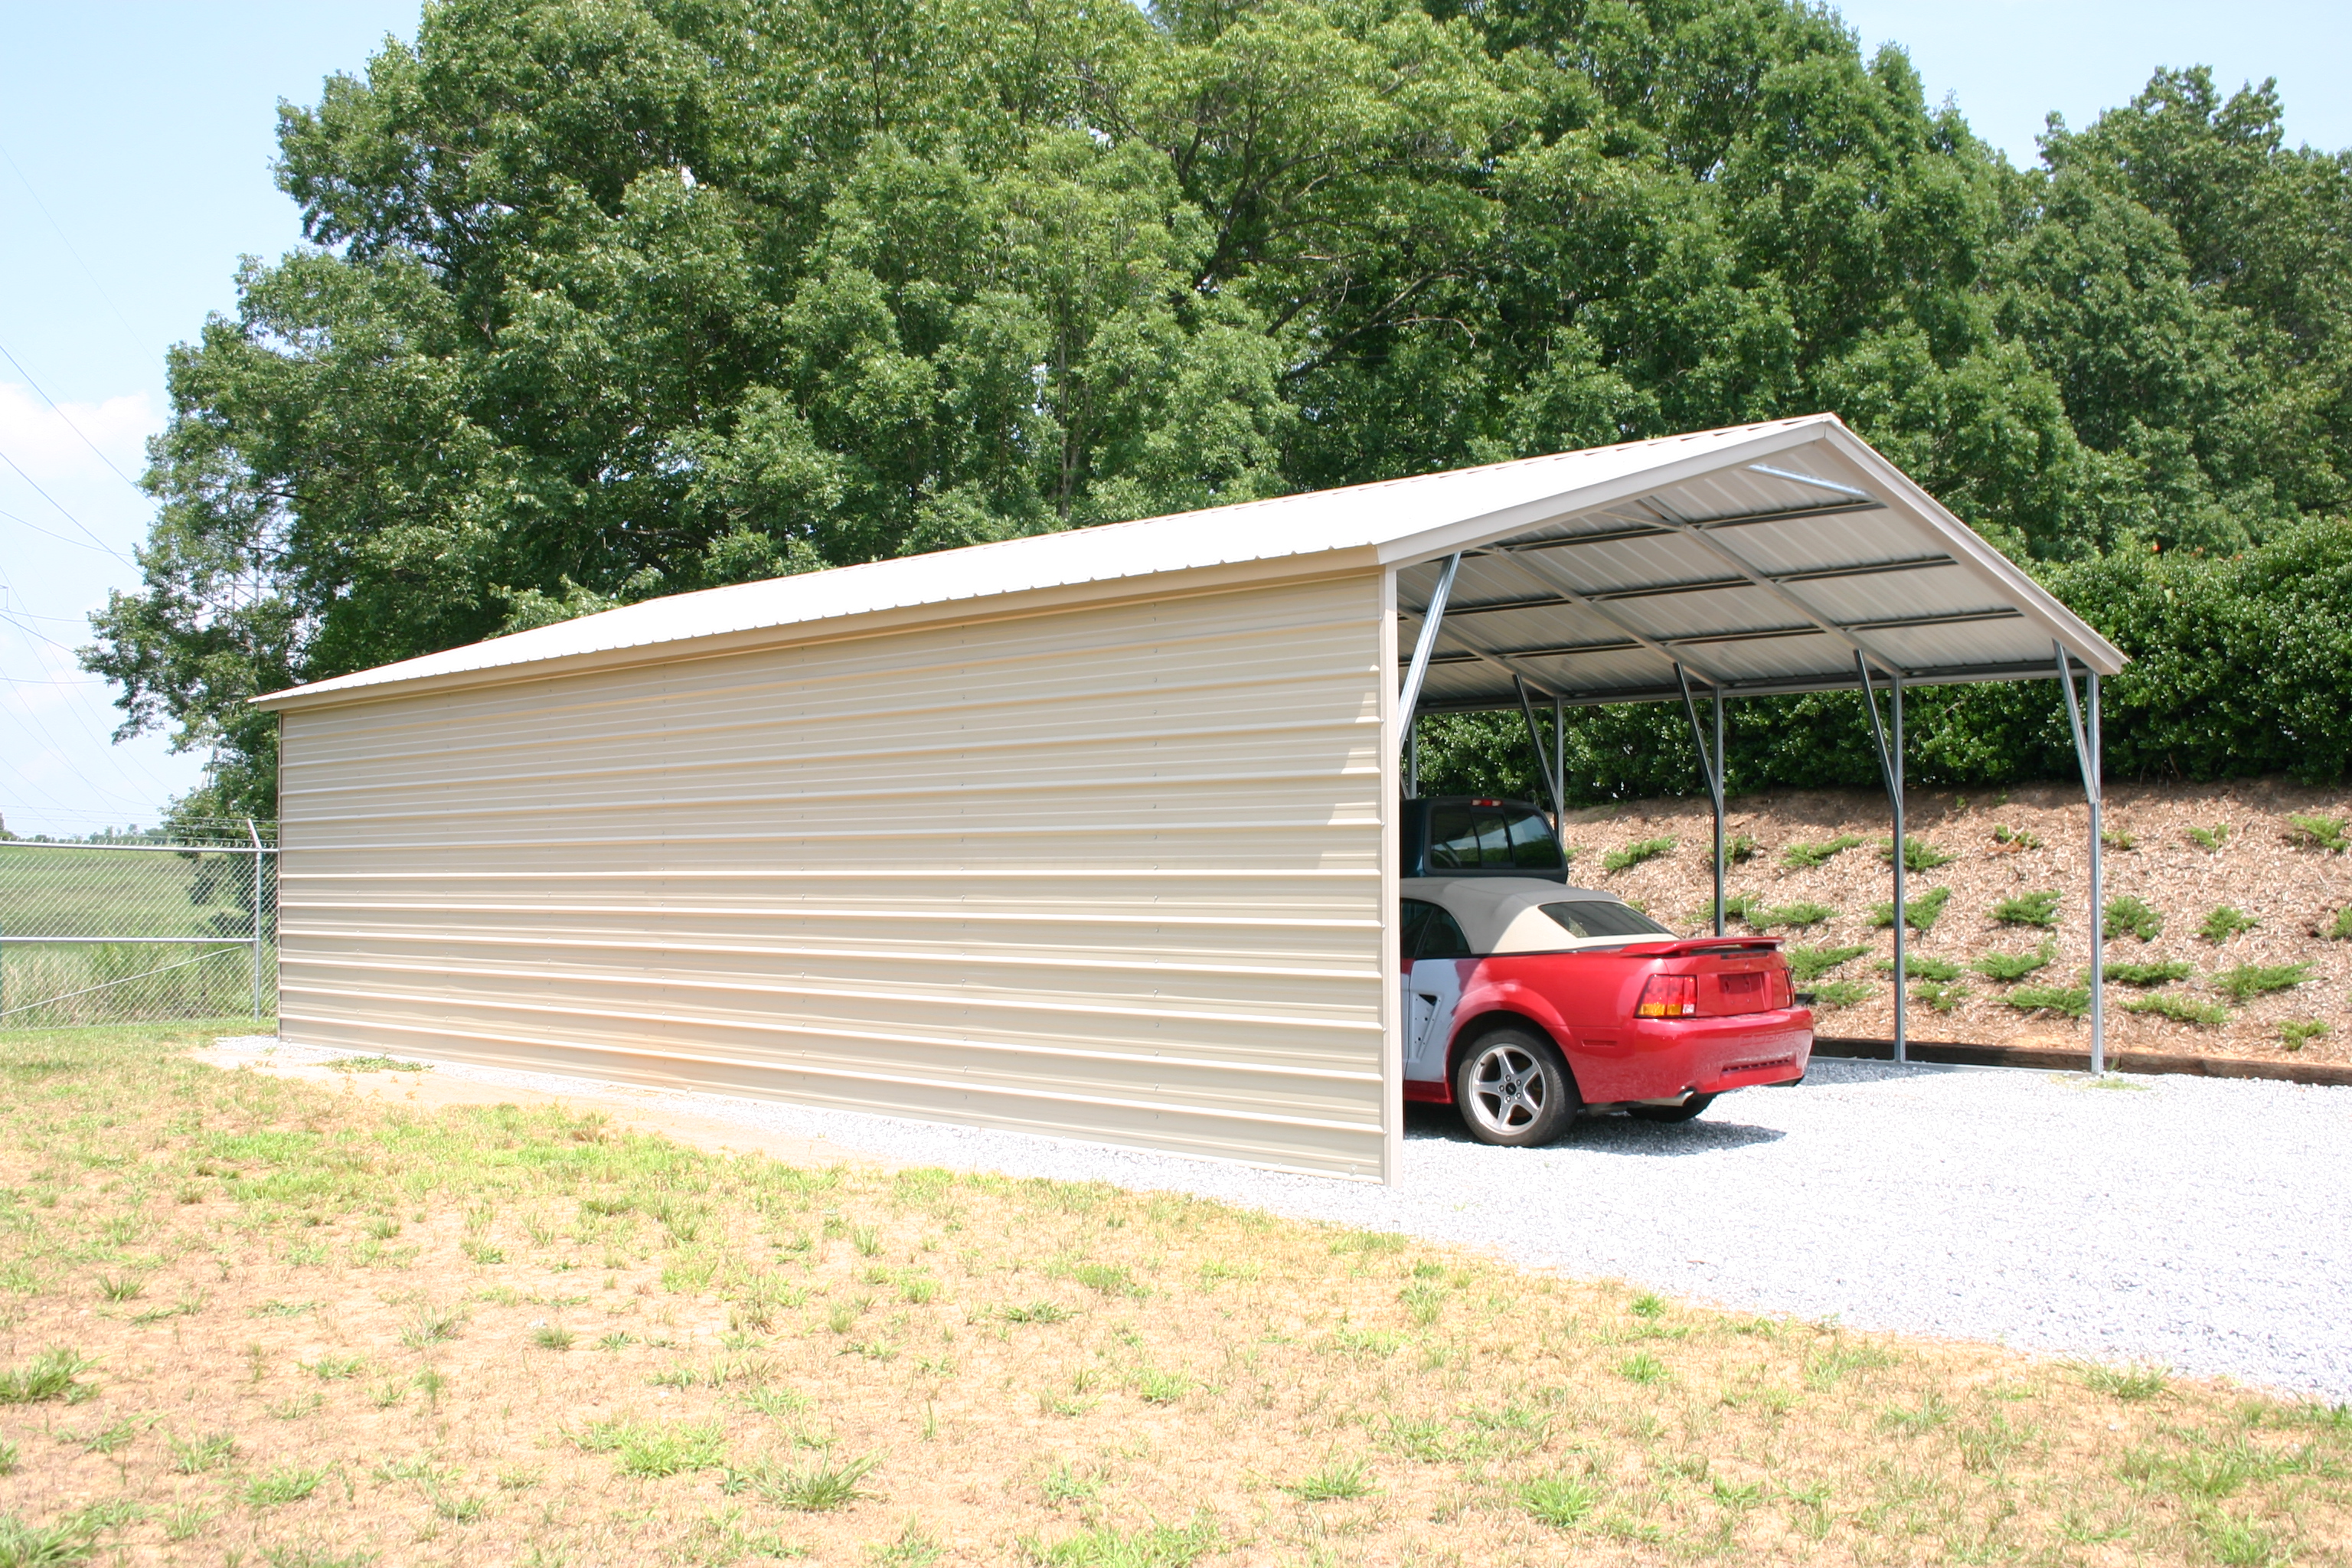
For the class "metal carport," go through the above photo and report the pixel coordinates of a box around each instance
[253,413,2121,1183]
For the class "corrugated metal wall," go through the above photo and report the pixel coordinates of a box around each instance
[278,573,1396,1178]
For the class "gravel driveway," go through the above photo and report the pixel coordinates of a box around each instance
[223,1041,2352,1401]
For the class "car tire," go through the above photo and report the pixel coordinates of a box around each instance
[1453,1027,1576,1146]
[1626,1093,1717,1124]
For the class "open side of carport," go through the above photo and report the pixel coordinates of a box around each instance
[251,413,2120,1183]
[1387,417,2125,1069]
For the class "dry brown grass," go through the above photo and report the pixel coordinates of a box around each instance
[1,1021,2347,1566]
[1571,779,2352,1064]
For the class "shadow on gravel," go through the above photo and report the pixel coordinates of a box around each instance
[1403,1104,1785,1155]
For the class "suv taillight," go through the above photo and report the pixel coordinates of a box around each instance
[1636,974,1699,1018]
[1769,967,1792,1009]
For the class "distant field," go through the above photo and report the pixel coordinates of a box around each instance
[0,844,273,1026]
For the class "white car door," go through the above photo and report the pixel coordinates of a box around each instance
[1400,899,1472,1082]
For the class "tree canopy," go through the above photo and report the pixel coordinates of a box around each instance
[85,0,2352,818]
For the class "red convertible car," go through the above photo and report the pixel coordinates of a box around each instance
[1402,875,1814,1145]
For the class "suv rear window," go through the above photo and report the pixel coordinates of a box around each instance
[1425,805,1565,871]
[1541,900,1671,939]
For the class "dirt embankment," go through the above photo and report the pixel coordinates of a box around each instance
[1564,779,2352,1066]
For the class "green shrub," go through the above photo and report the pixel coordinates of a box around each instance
[2103,960,2190,986]
[2102,826,2137,851]
[2102,895,2161,942]
[1782,834,1865,869]
[1808,980,1872,1010]
[1913,979,1968,1013]
[1991,890,2062,929]
[1881,835,1956,871]
[2280,1020,2331,1050]
[2286,813,2348,853]
[2184,824,2231,853]
[1786,945,1868,985]
[1870,887,1951,933]
[1876,954,1962,982]
[1603,837,1676,874]
[2005,985,2090,1018]
[2199,906,2259,943]
[2210,962,2312,1004]
[1726,834,1762,864]
[2330,906,2352,941]
[1991,823,2042,851]
[1749,901,1835,930]
[1972,943,2054,982]
[2121,994,2229,1027]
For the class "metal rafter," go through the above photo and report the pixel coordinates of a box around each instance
[1638,496,1905,678]
[1503,498,1887,554]
[1478,546,1736,688]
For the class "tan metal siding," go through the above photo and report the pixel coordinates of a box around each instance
[278,573,1394,1178]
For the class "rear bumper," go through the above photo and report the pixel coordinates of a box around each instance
[1402,1010,1811,1107]
[1634,1010,1814,1095]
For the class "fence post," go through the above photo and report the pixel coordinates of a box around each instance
[247,819,264,1022]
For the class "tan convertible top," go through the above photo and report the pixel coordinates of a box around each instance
[1403,876,1668,955]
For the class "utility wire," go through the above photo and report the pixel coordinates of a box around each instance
[0,134,142,345]
[0,498,127,557]
[0,338,145,492]
[0,443,132,557]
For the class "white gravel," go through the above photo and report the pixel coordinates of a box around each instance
[216,1038,2352,1402]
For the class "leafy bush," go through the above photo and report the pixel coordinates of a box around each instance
[2102,895,2161,942]
[1603,837,1676,874]
[2199,906,2259,943]
[1913,979,1968,1013]
[2103,960,2191,986]
[1991,823,2042,851]
[1782,835,1866,869]
[1726,834,1762,864]
[2280,1021,2331,1050]
[2005,985,2090,1018]
[1972,943,2055,982]
[2331,906,2352,941]
[1749,901,1835,930]
[2121,994,2229,1027]
[1787,945,1868,985]
[2102,827,2138,851]
[2287,813,2348,853]
[2184,824,2232,853]
[1870,887,1951,933]
[1882,835,1956,871]
[1877,954,1963,982]
[1808,980,1872,1010]
[1991,890,2062,929]
[2210,963,2312,1004]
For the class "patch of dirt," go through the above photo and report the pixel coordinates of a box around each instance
[1565,778,2352,1066]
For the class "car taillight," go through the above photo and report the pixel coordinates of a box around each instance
[1636,974,1698,1018]
[1769,967,1792,1009]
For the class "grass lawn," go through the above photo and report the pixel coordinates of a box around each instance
[0,1023,2345,1566]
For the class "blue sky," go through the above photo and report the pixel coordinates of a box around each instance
[2,2,2347,839]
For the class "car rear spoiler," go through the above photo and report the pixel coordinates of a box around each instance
[1620,936,1784,959]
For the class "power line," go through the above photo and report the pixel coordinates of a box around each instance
[0,443,131,557]
[0,498,128,557]
[0,134,143,345]
[0,338,146,492]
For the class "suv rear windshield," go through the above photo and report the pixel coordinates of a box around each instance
[1541,900,1671,939]
[1425,804,1565,872]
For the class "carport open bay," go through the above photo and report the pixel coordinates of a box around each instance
[221,1042,2352,1401]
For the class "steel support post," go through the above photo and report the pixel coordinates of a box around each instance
[1855,655,1907,1063]
[247,818,265,1021]
[1675,665,1727,936]
[1397,555,1462,737]
[2056,645,2106,1074]
[1516,676,1566,827]
[1551,697,1565,831]
[1406,720,1419,799]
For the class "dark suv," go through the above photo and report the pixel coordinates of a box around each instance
[1402,796,1570,880]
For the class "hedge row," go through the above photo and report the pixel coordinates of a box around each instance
[1417,519,2352,803]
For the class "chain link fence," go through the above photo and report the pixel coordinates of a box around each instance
[0,826,277,1029]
